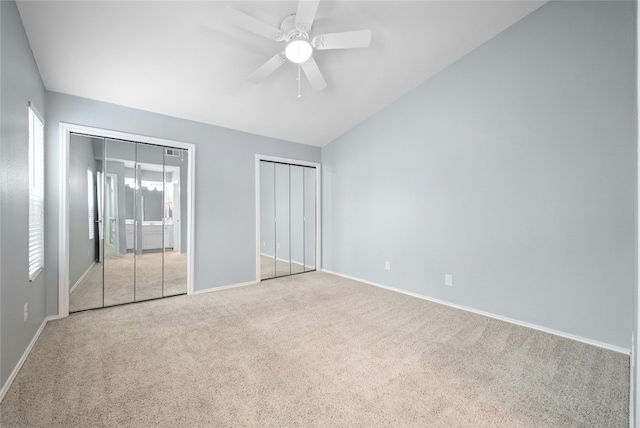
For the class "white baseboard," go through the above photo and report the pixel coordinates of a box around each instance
[192,280,259,295]
[70,261,95,294]
[0,318,48,403]
[322,269,630,356]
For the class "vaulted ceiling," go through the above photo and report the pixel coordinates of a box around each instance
[17,1,546,146]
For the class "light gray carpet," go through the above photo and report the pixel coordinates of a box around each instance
[1,272,629,427]
[70,252,188,312]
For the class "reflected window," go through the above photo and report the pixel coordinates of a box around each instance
[87,169,94,240]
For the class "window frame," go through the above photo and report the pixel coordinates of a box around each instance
[28,102,45,282]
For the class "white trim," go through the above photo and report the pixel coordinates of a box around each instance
[186,144,196,296]
[59,124,70,317]
[58,123,196,318]
[0,318,47,403]
[322,269,631,356]
[27,101,44,125]
[255,154,321,282]
[0,98,2,402]
[192,280,258,295]
[255,157,261,283]
[634,2,640,425]
[69,261,96,294]
[316,165,322,271]
[257,155,320,169]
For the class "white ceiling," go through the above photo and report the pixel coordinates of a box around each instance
[17,1,545,147]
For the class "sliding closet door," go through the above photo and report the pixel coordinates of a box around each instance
[135,143,165,302]
[69,135,189,312]
[103,139,136,307]
[68,135,104,312]
[260,162,276,279]
[259,160,317,281]
[304,166,316,272]
[275,163,291,277]
[290,166,305,274]
[163,147,188,297]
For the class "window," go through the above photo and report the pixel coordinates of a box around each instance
[87,169,94,240]
[28,103,44,281]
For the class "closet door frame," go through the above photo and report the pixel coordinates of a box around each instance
[58,123,196,318]
[255,155,321,281]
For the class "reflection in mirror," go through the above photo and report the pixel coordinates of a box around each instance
[290,166,304,274]
[162,147,188,297]
[69,135,189,312]
[69,135,104,312]
[259,161,317,281]
[304,167,316,271]
[134,143,164,302]
[103,139,136,307]
[275,164,291,277]
[260,161,276,279]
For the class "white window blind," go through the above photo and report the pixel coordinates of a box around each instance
[28,104,44,281]
[87,169,94,240]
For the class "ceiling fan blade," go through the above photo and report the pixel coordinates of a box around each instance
[313,30,372,50]
[295,0,320,32]
[224,7,283,41]
[247,53,287,83]
[301,57,327,91]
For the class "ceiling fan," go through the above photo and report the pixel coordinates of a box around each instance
[224,0,372,97]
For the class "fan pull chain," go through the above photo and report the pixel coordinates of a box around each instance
[297,63,302,98]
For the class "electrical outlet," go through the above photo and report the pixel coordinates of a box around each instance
[24,303,28,321]
[385,261,391,270]
[445,274,453,287]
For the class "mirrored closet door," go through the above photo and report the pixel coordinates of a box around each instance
[69,134,189,313]
[260,160,316,280]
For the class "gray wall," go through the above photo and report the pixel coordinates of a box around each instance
[69,135,98,287]
[322,1,636,350]
[0,0,47,388]
[44,92,321,315]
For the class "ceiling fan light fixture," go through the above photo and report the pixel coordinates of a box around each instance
[285,38,312,64]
